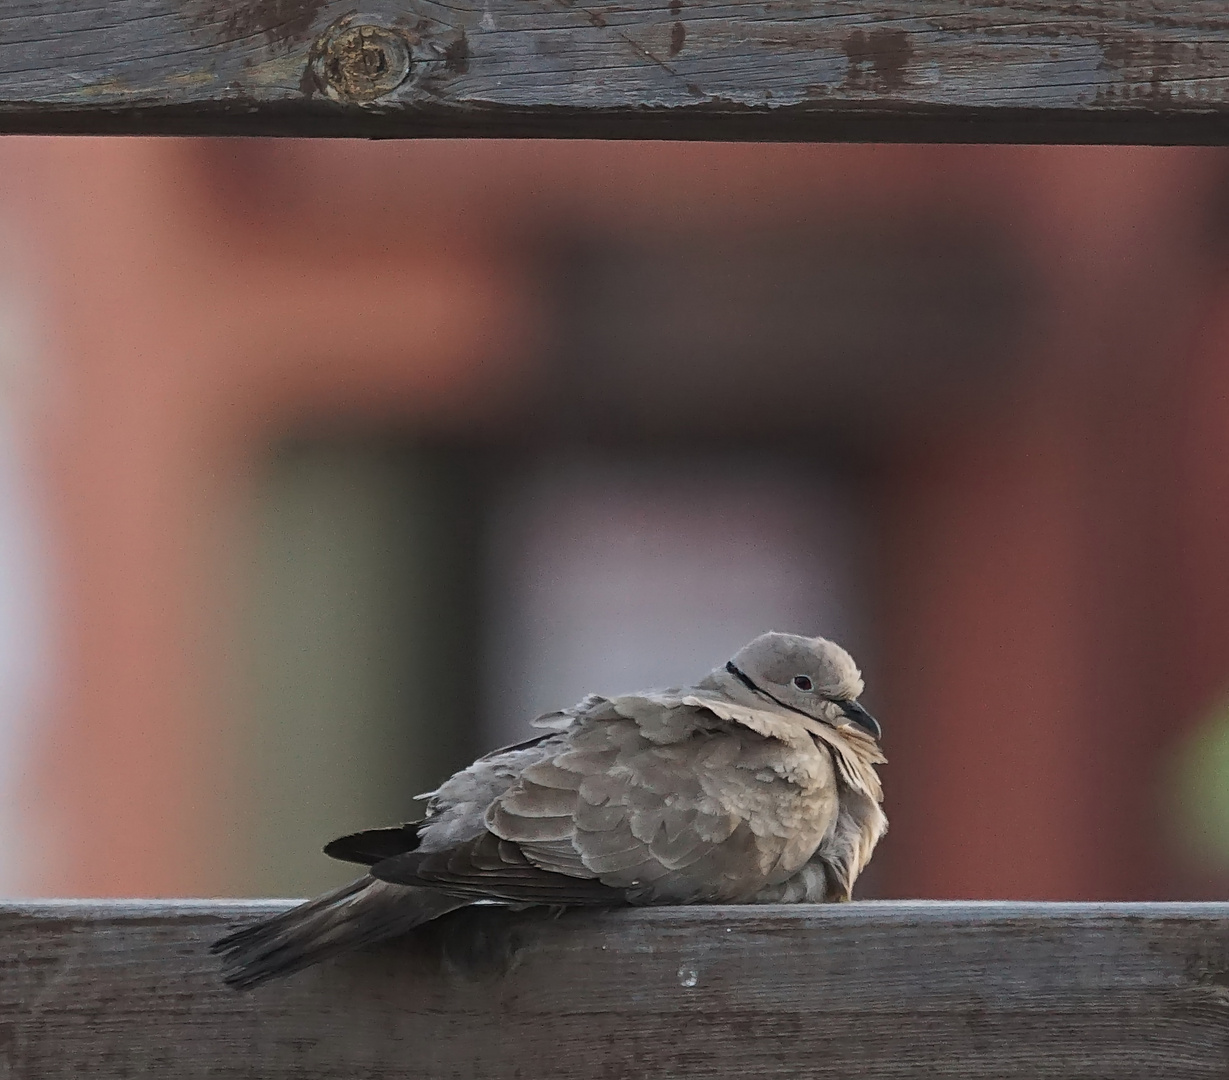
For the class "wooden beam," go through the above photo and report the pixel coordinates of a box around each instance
[3,2,1229,140]
[3,900,1227,1077]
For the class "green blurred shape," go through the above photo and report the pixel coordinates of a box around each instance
[237,441,482,897]
[1168,696,1229,867]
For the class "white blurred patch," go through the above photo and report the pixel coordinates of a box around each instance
[482,454,866,748]
[0,221,51,895]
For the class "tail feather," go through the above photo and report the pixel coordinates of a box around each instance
[212,876,468,989]
[324,822,423,866]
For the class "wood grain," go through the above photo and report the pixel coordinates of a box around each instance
[0,900,1225,1077]
[4,2,1229,140]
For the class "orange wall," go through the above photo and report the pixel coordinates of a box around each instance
[1,137,1227,898]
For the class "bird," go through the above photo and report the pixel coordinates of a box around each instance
[214,631,887,989]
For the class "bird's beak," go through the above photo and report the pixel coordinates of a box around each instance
[839,699,882,740]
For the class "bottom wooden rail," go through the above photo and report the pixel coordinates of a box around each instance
[0,900,1225,1078]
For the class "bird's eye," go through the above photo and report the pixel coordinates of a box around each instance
[793,675,813,691]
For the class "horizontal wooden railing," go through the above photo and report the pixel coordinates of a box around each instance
[0,900,1225,1077]
[3,2,1229,141]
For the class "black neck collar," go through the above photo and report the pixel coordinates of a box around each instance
[725,660,821,725]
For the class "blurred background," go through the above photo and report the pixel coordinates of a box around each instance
[0,138,1226,901]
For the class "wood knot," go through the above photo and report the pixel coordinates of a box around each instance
[309,17,411,103]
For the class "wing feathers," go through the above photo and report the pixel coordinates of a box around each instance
[497,785,575,818]
[485,803,575,842]
[371,833,621,904]
[373,695,840,908]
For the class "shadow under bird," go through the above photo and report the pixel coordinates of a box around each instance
[215,631,887,988]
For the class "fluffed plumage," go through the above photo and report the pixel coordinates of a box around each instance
[214,632,887,988]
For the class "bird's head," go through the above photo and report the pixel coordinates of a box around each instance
[723,632,881,740]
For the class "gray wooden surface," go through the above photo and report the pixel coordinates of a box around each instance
[0,900,1225,1078]
[4,2,1229,140]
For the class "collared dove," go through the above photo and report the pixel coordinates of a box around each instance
[215,632,887,988]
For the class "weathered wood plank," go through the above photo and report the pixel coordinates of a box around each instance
[4,2,1229,140]
[0,900,1225,1077]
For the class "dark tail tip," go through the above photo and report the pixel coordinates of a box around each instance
[210,877,467,990]
[212,921,302,990]
[324,822,423,866]
[210,881,371,990]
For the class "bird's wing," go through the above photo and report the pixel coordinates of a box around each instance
[370,693,840,905]
[372,831,626,904]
